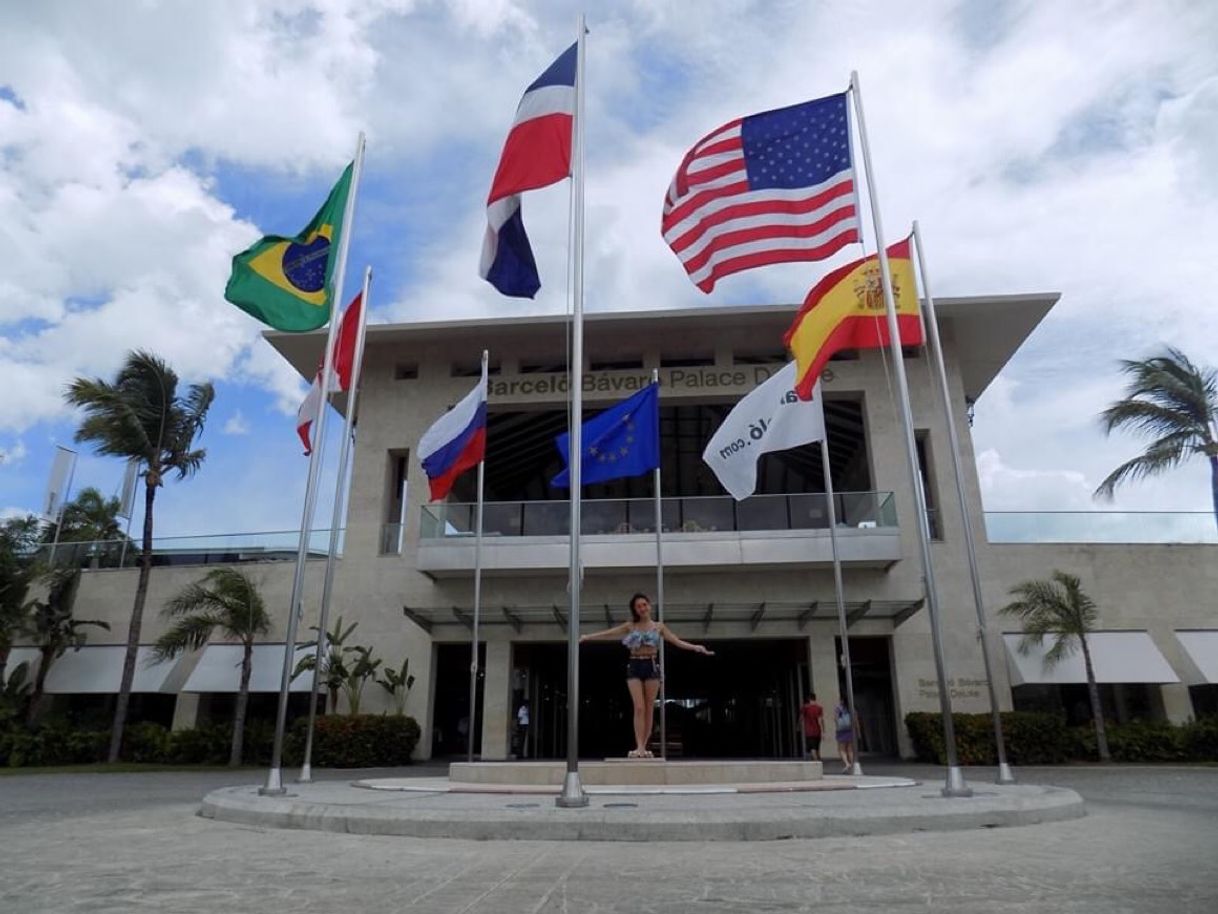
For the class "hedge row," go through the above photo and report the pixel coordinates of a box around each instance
[905,712,1218,765]
[0,714,421,769]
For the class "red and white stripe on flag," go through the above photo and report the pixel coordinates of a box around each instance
[661,93,860,293]
[296,292,363,455]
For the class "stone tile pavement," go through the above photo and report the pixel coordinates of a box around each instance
[1,763,1216,913]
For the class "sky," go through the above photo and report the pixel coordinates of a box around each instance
[1,0,1216,541]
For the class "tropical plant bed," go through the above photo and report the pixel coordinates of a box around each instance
[0,714,421,769]
[906,712,1218,765]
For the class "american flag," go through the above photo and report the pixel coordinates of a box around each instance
[662,92,861,293]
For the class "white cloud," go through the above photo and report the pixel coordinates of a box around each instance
[1,0,1217,530]
[0,440,27,467]
[223,411,252,436]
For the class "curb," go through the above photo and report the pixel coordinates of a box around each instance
[199,783,1086,842]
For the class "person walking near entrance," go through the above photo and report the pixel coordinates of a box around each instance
[834,700,856,773]
[515,702,530,759]
[800,693,824,761]
[579,593,714,759]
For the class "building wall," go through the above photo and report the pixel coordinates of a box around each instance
[30,310,1218,760]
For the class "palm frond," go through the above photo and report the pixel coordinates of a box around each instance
[1097,349,1218,498]
[1094,434,1194,498]
[152,612,222,662]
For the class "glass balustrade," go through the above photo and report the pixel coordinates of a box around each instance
[418,492,899,539]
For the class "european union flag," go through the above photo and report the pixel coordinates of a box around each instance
[550,383,660,488]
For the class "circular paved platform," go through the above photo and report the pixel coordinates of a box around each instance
[199,776,1085,842]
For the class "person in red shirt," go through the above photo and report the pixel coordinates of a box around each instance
[800,693,824,761]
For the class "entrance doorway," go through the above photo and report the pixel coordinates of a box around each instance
[512,638,810,759]
[431,642,485,758]
[837,635,898,757]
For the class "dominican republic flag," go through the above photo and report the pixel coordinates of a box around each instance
[479,42,577,298]
[296,292,363,455]
[419,358,489,501]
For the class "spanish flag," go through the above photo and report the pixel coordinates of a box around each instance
[783,236,922,400]
[224,163,353,331]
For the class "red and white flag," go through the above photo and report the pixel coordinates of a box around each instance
[296,293,363,455]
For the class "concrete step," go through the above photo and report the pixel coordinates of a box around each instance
[448,759,823,786]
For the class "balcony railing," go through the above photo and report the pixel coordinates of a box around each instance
[419,492,898,540]
[985,511,1217,544]
[32,529,339,570]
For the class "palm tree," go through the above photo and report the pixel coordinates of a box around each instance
[65,350,214,762]
[1095,348,1218,529]
[1000,570,1110,761]
[153,569,269,766]
[48,487,127,568]
[293,615,358,713]
[24,567,109,723]
[0,515,43,683]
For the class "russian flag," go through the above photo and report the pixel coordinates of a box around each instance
[419,359,489,501]
[479,42,577,298]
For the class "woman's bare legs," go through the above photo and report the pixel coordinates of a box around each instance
[626,678,647,755]
[642,679,661,756]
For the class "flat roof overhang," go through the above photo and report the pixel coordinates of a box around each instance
[266,294,1059,405]
[402,598,924,637]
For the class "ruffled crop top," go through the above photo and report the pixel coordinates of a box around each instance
[622,627,662,651]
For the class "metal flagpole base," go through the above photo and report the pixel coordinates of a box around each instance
[850,761,864,777]
[996,762,1017,785]
[259,767,287,797]
[555,771,589,808]
[296,762,313,784]
[941,765,974,798]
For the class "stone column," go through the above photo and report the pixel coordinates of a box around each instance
[480,641,513,760]
[808,631,839,761]
[171,693,201,731]
[1160,684,1195,724]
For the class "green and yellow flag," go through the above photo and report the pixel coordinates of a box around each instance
[224,163,354,331]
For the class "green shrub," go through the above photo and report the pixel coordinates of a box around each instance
[121,722,173,763]
[284,713,420,768]
[907,711,1218,765]
[1071,720,1189,763]
[905,712,1069,765]
[3,724,107,767]
[1181,716,1218,760]
[168,723,230,765]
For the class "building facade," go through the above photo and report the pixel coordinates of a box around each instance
[20,296,1218,760]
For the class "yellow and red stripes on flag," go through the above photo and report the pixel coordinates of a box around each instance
[783,236,922,400]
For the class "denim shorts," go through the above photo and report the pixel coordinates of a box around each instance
[626,657,661,681]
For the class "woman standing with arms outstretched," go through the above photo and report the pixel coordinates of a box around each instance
[580,593,714,758]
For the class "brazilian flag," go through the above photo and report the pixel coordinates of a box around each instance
[224,163,354,331]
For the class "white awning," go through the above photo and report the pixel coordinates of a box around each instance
[1175,630,1218,684]
[2,648,40,683]
[181,644,315,693]
[1003,631,1180,686]
[1,646,177,693]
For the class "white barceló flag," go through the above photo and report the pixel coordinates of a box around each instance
[702,362,826,501]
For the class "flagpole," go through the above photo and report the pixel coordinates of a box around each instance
[848,72,971,798]
[117,459,138,569]
[467,349,489,764]
[557,15,589,809]
[298,264,372,784]
[820,435,863,776]
[47,448,77,567]
[262,132,366,796]
[912,221,1015,785]
[651,369,667,760]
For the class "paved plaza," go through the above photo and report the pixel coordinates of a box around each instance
[1,763,1216,913]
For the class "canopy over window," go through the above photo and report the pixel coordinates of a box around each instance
[0,646,177,693]
[181,644,314,693]
[1175,630,1218,684]
[1003,631,1179,686]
